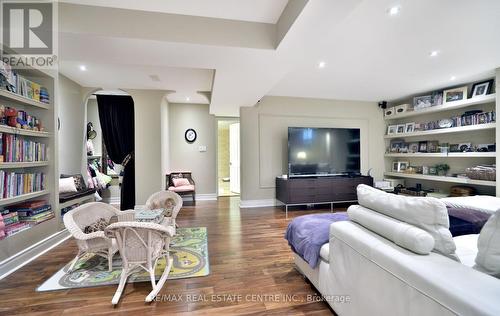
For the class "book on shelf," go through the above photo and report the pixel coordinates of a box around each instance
[4,221,30,237]
[15,204,51,217]
[0,171,45,198]
[0,133,47,162]
[19,209,54,225]
[2,211,18,225]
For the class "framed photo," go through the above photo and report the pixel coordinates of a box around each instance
[422,166,429,175]
[444,86,467,103]
[458,143,472,152]
[427,141,439,153]
[429,167,437,175]
[398,161,409,172]
[392,162,400,172]
[387,125,397,135]
[431,91,443,106]
[449,144,460,152]
[413,95,432,110]
[396,124,405,134]
[390,140,405,153]
[471,79,494,98]
[408,142,419,153]
[405,122,415,133]
[418,141,428,153]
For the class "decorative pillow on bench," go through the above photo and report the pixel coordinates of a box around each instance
[172,178,190,187]
[59,177,77,193]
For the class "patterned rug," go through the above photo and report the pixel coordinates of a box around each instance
[37,227,209,291]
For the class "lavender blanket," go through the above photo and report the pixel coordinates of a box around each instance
[285,212,349,268]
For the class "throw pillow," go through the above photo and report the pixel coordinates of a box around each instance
[59,177,77,193]
[83,218,109,234]
[173,178,190,187]
[357,184,457,258]
[475,211,500,277]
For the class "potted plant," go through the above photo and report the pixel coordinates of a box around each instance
[435,164,450,176]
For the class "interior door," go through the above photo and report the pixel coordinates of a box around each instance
[229,123,240,194]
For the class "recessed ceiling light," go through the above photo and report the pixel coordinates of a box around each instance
[186,97,190,101]
[450,76,456,81]
[429,51,439,57]
[388,6,401,16]
[79,65,87,71]
[318,61,326,68]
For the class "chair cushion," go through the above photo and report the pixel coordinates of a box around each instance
[168,185,195,192]
[357,184,456,258]
[83,218,109,234]
[59,188,96,203]
[172,178,190,187]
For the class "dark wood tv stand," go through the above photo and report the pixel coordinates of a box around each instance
[276,175,373,218]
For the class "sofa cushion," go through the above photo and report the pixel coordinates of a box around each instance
[168,185,195,193]
[59,177,77,193]
[475,211,500,277]
[357,184,456,258]
[83,218,109,234]
[454,234,479,268]
[348,205,435,254]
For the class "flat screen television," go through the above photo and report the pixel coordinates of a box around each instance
[288,127,360,177]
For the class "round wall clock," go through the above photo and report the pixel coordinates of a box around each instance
[185,128,197,143]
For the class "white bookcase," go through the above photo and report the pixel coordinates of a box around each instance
[0,67,60,269]
[383,77,498,195]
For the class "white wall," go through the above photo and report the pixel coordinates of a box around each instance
[240,95,385,206]
[169,103,217,195]
[58,74,85,175]
[86,98,102,155]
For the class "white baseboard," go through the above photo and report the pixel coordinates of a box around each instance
[240,199,276,208]
[0,229,70,281]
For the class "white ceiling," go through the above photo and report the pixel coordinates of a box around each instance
[60,0,289,23]
[58,0,500,116]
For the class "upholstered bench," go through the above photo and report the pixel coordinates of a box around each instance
[165,172,196,204]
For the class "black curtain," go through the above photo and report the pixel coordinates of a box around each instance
[96,95,135,210]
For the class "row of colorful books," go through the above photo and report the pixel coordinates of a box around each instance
[0,200,53,239]
[0,133,47,162]
[0,171,45,199]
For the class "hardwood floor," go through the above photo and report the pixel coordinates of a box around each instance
[0,197,338,315]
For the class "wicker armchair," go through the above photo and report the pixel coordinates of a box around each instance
[145,190,183,227]
[63,202,122,273]
[105,221,175,305]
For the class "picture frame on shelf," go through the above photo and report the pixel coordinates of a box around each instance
[405,122,415,133]
[396,124,405,134]
[449,144,460,152]
[413,95,432,110]
[392,161,400,172]
[444,86,467,103]
[471,79,494,98]
[418,141,428,153]
[398,161,409,172]
[422,166,429,175]
[427,141,439,153]
[458,143,472,152]
[431,91,443,106]
[408,142,419,153]
[390,140,406,153]
[429,167,437,175]
[387,125,397,135]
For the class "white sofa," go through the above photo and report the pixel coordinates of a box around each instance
[295,221,500,316]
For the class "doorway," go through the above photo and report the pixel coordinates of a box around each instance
[217,119,240,197]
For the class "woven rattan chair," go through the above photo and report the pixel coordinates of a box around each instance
[145,190,183,227]
[63,202,122,273]
[105,221,175,305]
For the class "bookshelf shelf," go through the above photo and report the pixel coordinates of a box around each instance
[0,161,49,169]
[0,89,50,109]
[384,152,496,158]
[384,123,495,139]
[384,94,496,120]
[0,190,50,207]
[384,172,496,187]
[0,125,50,138]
